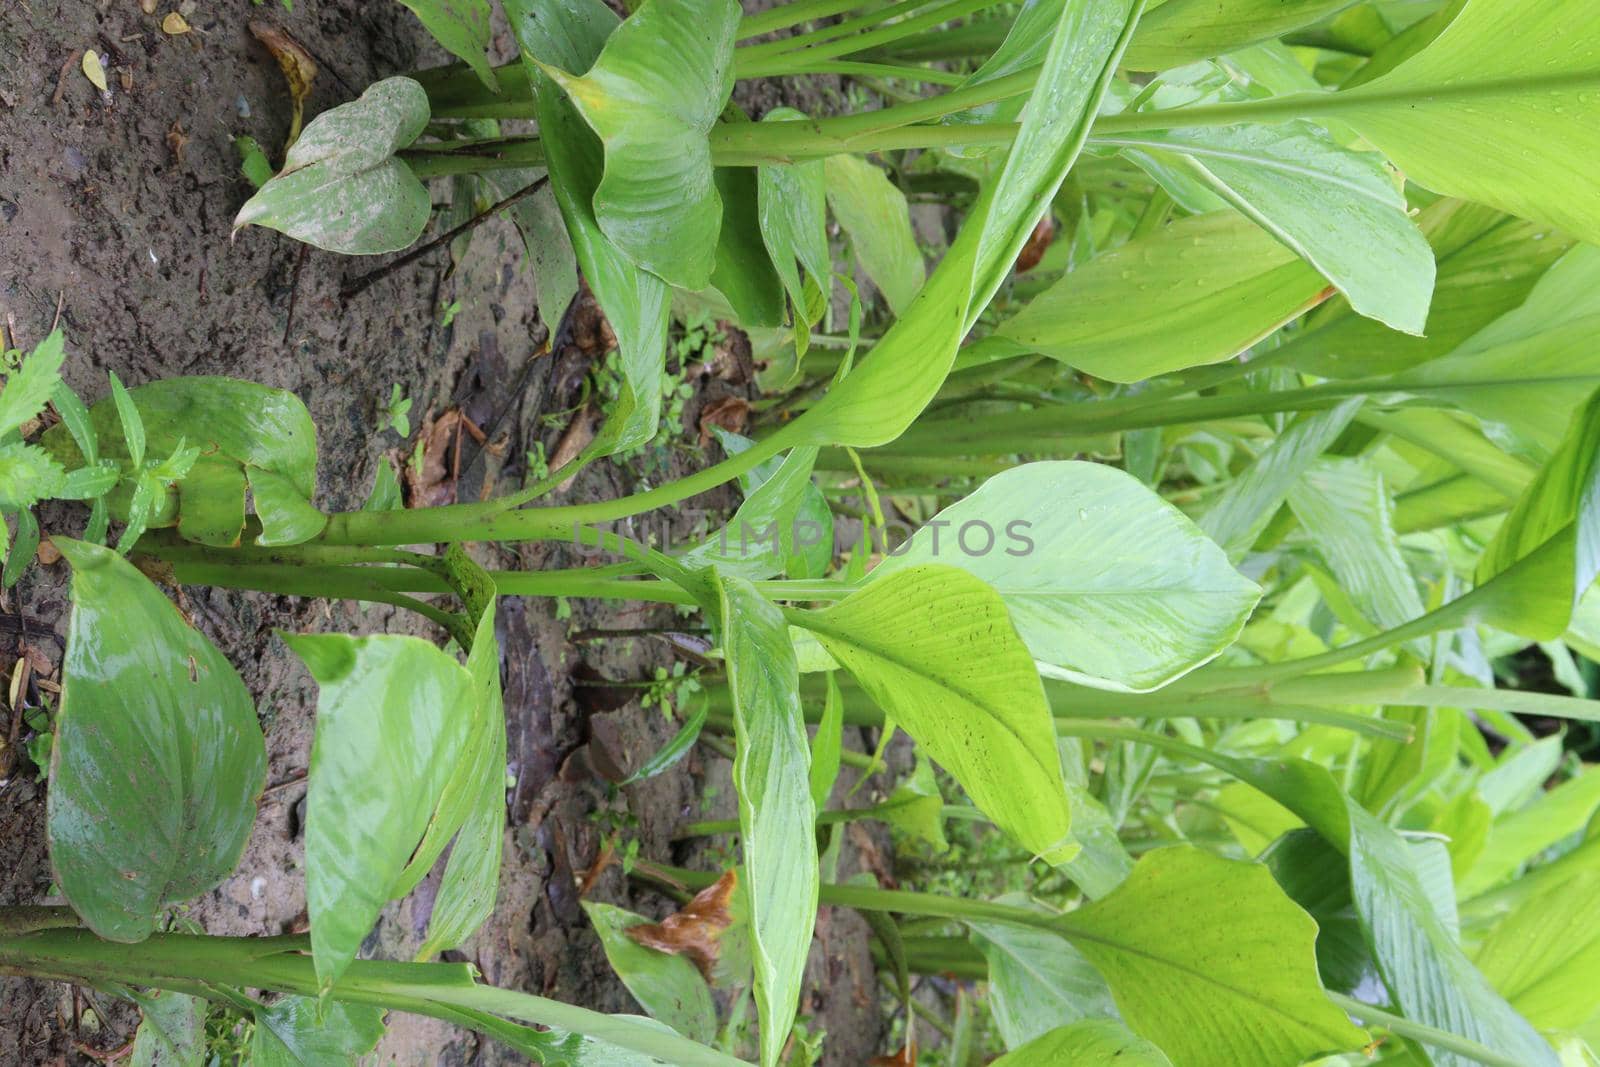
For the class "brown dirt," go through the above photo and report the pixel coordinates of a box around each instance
[0,2,885,1064]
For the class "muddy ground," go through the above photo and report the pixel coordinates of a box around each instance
[0,2,892,1063]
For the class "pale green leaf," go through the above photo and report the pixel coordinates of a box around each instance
[130,991,204,1067]
[396,0,495,91]
[824,155,924,316]
[1125,0,1356,69]
[581,901,718,1043]
[990,1020,1174,1067]
[969,897,1116,1049]
[250,997,386,1066]
[49,539,266,942]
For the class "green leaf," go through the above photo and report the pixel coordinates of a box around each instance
[41,376,319,548]
[417,550,506,958]
[1333,0,1600,246]
[3,508,38,588]
[1115,122,1435,333]
[871,461,1260,691]
[681,442,821,579]
[234,78,431,254]
[56,460,119,501]
[1200,398,1364,560]
[1475,871,1600,1031]
[1279,201,1572,380]
[396,0,495,91]
[48,539,266,941]
[539,0,738,289]
[283,630,477,989]
[1287,458,1426,640]
[969,897,1116,1049]
[361,458,403,512]
[250,997,386,1066]
[247,468,328,546]
[989,1020,1174,1067]
[808,672,844,811]
[940,0,1070,139]
[581,901,718,1043]
[507,0,672,457]
[993,212,1330,382]
[109,371,145,468]
[708,165,785,328]
[770,0,1140,451]
[1062,846,1367,1066]
[756,109,831,322]
[1473,386,1600,639]
[799,564,1074,862]
[878,757,948,852]
[1124,0,1355,69]
[620,701,708,785]
[0,328,65,438]
[1263,830,1378,996]
[1462,767,1600,899]
[715,427,833,579]
[823,155,924,317]
[129,991,204,1067]
[0,443,65,509]
[714,572,817,1067]
[235,135,275,189]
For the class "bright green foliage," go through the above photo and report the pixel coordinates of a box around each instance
[969,898,1114,1048]
[824,154,924,315]
[581,901,718,1043]
[801,565,1074,863]
[49,540,266,942]
[989,1019,1174,1066]
[540,0,739,289]
[1062,846,1367,1066]
[756,108,831,326]
[234,78,431,254]
[715,572,817,1067]
[129,991,204,1067]
[249,997,386,1066]
[395,0,495,90]
[1124,0,1355,69]
[870,461,1260,690]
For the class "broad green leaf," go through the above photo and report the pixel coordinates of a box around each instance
[250,997,386,1066]
[1462,768,1600,899]
[284,631,476,989]
[540,0,738,289]
[49,539,266,942]
[487,168,581,327]
[715,427,832,579]
[1114,122,1435,333]
[708,166,785,328]
[1062,846,1366,1066]
[1288,458,1426,640]
[798,564,1074,862]
[824,155,925,316]
[1281,201,1572,379]
[396,0,495,91]
[681,442,821,579]
[969,897,1116,1049]
[994,212,1329,381]
[0,327,64,437]
[941,0,1068,137]
[234,78,431,254]
[1473,387,1600,639]
[769,0,1140,451]
[130,991,204,1067]
[757,109,830,321]
[41,376,320,548]
[808,672,844,811]
[715,573,816,1067]
[581,901,718,1043]
[1475,871,1600,1031]
[0,442,65,510]
[990,1020,1174,1067]
[1200,398,1364,560]
[1125,0,1356,69]
[870,461,1260,691]
[1334,0,1600,245]
[507,0,672,457]
[417,551,505,958]
[877,758,948,851]
[248,468,328,546]
[1194,752,1561,1067]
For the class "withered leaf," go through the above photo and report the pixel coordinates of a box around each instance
[248,21,318,150]
[623,869,737,981]
[697,394,750,446]
[404,408,485,509]
[868,1042,917,1067]
[1014,214,1057,274]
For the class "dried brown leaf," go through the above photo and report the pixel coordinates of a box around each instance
[697,394,749,446]
[1013,214,1056,274]
[868,1043,917,1067]
[548,405,597,492]
[405,409,484,509]
[248,21,317,148]
[624,869,737,981]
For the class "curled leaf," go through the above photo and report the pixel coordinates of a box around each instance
[249,21,318,149]
[623,869,737,981]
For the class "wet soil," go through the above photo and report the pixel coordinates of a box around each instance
[0,2,884,1063]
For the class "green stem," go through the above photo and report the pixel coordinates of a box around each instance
[737,0,1002,77]
[739,0,869,39]
[1327,994,1525,1067]
[738,0,939,65]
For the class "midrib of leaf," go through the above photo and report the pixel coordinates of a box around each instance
[790,608,1053,777]
[1102,136,1394,203]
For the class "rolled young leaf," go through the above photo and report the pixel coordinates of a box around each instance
[48,539,266,942]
